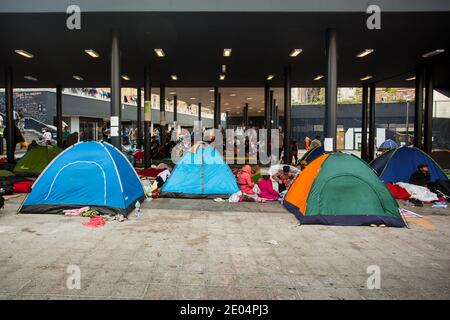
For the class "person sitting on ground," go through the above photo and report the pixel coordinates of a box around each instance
[43,128,52,145]
[409,164,431,188]
[272,165,295,193]
[27,140,38,152]
[237,165,265,202]
[257,174,279,201]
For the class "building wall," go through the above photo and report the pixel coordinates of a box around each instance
[228,102,450,149]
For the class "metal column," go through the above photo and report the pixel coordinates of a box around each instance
[243,103,249,127]
[264,84,270,129]
[110,30,122,149]
[283,66,291,164]
[56,84,63,148]
[414,66,424,149]
[423,65,434,154]
[361,83,369,162]
[325,29,338,150]
[368,83,376,162]
[136,87,143,149]
[5,67,15,163]
[160,84,166,146]
[225,111,229,129]
[173,95,178,123]
[144,66,151,168]
[198,102,202,122]
[214,87,220,128]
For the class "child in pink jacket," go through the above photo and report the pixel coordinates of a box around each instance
[238,165,255,195]
[257,175,280,201]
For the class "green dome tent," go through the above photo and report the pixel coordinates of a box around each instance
[284,152,406,227]
[14,145,62,176]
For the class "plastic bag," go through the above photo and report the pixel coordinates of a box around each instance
[228,191,242,203]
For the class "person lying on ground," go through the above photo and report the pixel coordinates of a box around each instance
[155,168,171,188]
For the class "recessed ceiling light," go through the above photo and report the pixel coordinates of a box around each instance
[314,75,324,81]
[169,91,177,95]
[209,89,214,92]
[257,110,262,113]
[73,75,83,81]
[229,93,236,97]
[190,97,196,100]
[267,75,274,80]
[24,75,37,81]
[222,65,226,73]
[360,75,373,81]
[84,49,100,58]
[154,49,165,57]
[422,49,445,58]
[223,49,232,57]
[289,49,303,57]
[246,97,253,100]
[356,49,374,58]
[224,103,229,106]
[171,75,178,80]
[15,49,34,58]
[405,76,416,81]
[219,74,226,80]
[121,75,130,81]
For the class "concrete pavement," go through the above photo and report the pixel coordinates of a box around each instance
[0,195,449,300]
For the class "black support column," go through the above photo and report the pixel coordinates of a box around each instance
[143,66,151,168]
[136,87,143,149]
[414,66,424,149]
[213,87,220,128]
[5,67,15,163]
[368,83,376,162]
[361,83,369,162]
[423,65,434,154]
[110,30,122,149]
[56,84,63,148]
[243,103,249,128]
[173,95,178,123]
[198,102,202,122]
[325,29,338,150]
[264,84,270,129]
[160,84,166,146]
[225,111,229,129]
[283,66,291,164]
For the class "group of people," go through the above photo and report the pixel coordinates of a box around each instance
[237,164,296,202]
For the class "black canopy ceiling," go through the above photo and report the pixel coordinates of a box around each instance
[0,5,449,89]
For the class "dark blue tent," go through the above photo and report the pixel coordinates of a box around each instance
[371,146,448,183]
[379,139,398,150]
[19,142,144,215]
[299,146,325,164]
[161,144,238,198]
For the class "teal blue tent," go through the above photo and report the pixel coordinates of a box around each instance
[161,144,238,198]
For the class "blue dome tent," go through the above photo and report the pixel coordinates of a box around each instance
[19,142,144,215]
[370,146,448,183]
[379,139,398,150]
[161,144,238,198]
